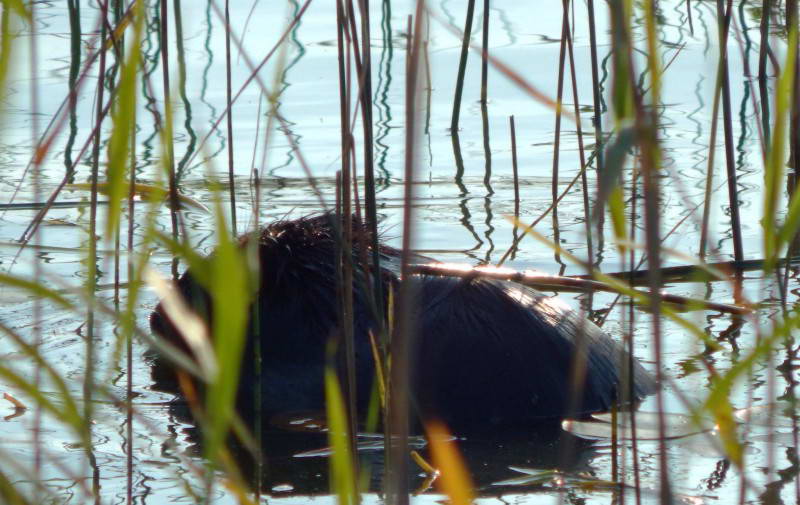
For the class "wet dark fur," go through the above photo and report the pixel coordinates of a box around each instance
[150,214,656,432]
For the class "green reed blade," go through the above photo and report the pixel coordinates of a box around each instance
[325,367,358,505]
[771,25,799,263]
[0,273,73,308]
[104,1,143,240]
[203,183,253,464]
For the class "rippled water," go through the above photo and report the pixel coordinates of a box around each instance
[0,1,796,503]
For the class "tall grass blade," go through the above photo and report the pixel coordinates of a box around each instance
[450,0,475,133]
[143,268,217,381]
[224,0,237,235]
[715,0,745,264]
[769,25,798,264]
[0,1,26,124]
[701,308,800,465]
[104,0,143,239]
[595,124,634,220]
[0,0,29,20]
[426,421,474,505]
[159,0,181,279]
[325,367,358,505]
[204,186,253,463]
[0,468,32,505]
[387,6,426,504]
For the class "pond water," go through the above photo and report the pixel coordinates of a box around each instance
[0,0,797,503]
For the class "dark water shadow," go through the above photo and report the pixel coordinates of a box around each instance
[152,398,603,496]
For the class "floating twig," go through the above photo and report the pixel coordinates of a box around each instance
[408,263,751,315]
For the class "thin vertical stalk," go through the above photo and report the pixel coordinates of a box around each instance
[554,8,595,491]
[335,0,359,491]
[789,0,800,177]
[480,108,492,191]
[451,0,470,192]
[510,115,520,258]
[65,0,81,180]
[249,95,267,499]
[355,0,376,210]
[388,8,424,504]
[125,111,136,505]
[160,0,181,279]
[586,0,605,176]
[564,0,594,266]
[716,0,745,264]
[641,0,671,502]
[610,406,618,485]
[782,4,799,502]
[118,2,136,503]
[586,0,605,253]
[341,195,357,501]
[342,0,379,327]
[251,93,264,180]
[87,1,110,501]
[480,0,491,189]
[109,0,125,492]
[113,220,121,308]
[510,115,519,218]
[627,156,643,505]
[333,168,358,503]
[113,0,123,308]
[225,0,237,235]
[480,0,489,104]
[29,4,43,503]
[552,0,568,206]
[423,12,432,141]
[557,0,594,429]
[732,4,769,162]
[700,64,724,260]
[758,0,771,144]
[450,0,475,132]
[354,0,384,329]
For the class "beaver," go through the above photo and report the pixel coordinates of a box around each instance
[149,214,656,432]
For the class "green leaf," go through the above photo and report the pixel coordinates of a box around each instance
[0,273,73,308]
[767,23,797,268]
[0,0,30,21]
[104,2,144,240]
[152,230,212,287]
[0,1,25,127]
[596,125,635,223]
[203,184,253,463]
[608,185,627,244]
[66,182,208,212]
[325,368,358,505]
[699,307,800,465]
[0,466,33,505]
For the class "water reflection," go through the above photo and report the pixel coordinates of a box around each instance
[199,1,227,171]
[374,0,395,187]
[165,6,193,183]
[268,0,307,179]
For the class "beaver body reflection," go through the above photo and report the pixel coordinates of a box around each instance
[150,214,656,432]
